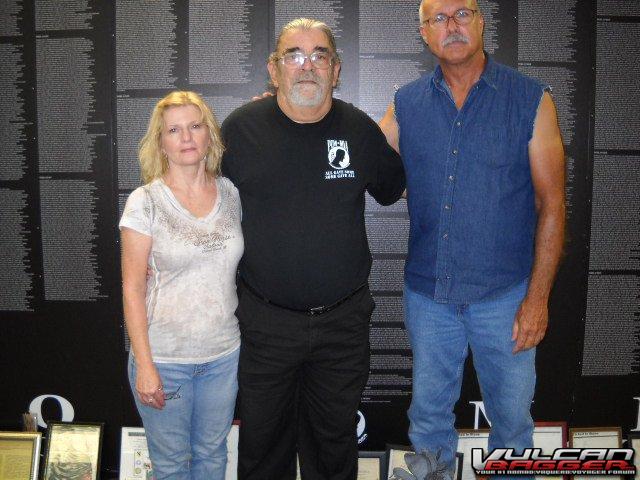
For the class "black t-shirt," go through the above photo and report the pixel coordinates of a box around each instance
[221,96,405,309]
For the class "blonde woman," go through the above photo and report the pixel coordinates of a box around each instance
[119,91,243,480]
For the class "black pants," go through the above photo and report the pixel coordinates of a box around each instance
[236,284,374,480]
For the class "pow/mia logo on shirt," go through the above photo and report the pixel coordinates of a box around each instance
[325,139,355,180]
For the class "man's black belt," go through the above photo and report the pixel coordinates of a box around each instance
[241,280,367,316]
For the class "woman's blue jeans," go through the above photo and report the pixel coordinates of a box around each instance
[404,279,535,473]
[128,348,239,480]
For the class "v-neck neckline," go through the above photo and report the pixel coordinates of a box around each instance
[158,177,221,222]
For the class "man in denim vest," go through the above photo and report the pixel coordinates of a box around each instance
[380,0,565,477]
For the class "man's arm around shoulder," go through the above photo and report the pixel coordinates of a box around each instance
[378,102,408,199]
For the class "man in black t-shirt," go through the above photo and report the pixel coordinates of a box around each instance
[221,18,405,480]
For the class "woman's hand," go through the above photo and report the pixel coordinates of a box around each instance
[136,363,166,410]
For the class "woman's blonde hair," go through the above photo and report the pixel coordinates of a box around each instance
[138,91,224,183]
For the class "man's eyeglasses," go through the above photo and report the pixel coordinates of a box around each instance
[423,8,478,28]
[276,50,334,69]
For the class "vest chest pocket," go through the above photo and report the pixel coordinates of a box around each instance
[475,124,512,167]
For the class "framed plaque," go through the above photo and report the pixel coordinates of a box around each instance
[43,422,104,480]
[386,444,414,479]
[569,427,622,448]
[0,431,42,480]
[119,423,240,480]
[358,451,386,480]
[457,424,568,480]
[533,421,567,480]
[225,421,240,480]
[534,421,567,449]
[387,444,462,480]
[296,450,385,479]
[627,432,640,480]
[457,429,489,480]
[118,427,152,480]
[569,427,622,480]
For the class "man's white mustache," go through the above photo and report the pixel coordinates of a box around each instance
[442,33,470,46]
[296,72,320,83]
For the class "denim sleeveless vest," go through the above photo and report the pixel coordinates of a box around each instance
[395,56,548,303]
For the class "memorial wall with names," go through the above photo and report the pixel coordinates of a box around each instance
[1,1,639,475]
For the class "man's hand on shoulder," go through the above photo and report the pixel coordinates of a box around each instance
[251,91,274,101]
[511,295,548,353]
[379,103,400,153]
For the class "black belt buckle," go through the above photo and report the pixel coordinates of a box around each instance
[308,305,327,316]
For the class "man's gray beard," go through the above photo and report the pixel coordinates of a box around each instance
[288,81,326,107]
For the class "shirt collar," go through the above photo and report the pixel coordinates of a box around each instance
[431,51,498,92]
[480,53,498,90]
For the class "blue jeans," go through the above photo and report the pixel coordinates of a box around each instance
[404,279,535,472]
[128,348,239,480]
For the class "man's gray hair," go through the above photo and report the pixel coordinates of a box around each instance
[268,18,341,64]
[419,0,427,24]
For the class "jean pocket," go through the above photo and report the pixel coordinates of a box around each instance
[163,384,182,401]
[128,353,136,379]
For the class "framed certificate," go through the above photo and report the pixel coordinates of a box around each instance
[457,429,489,480]
[225,422,240,480]
[569,427,622,480]
[627,433,640,480]
[296,451,385,479]
[386,444,414,479]
[119,422,240,480]
[0,431,42,480]
[119,427,153,480]
[569,427,622,448]
[358,451,386,480]
[43,422,103,480]
[533,421,567,480]
[457,424,568,480]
